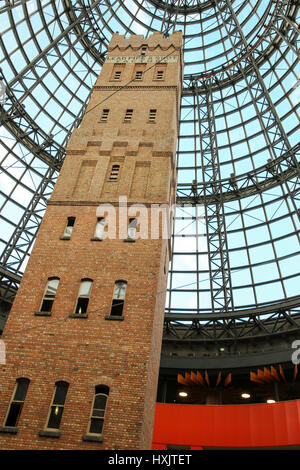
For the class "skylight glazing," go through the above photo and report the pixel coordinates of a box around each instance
[0,0,299,319]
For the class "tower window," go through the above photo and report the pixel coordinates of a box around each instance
[45,381,69,430]
[127,218,137,240]
[110,280,127,317]
[148,109,157,123]
[94,217,105,240]
[124,109,133,123]
[100,109,109,122]
[156,70,164,80]
[108,164,120,181]
[114,70,122,80]
[62,217,75,239]
[75,279,93,315]
[88,385,109,435]
[4,378,30,428]
[141,46,147,56]
[40,277,59,312]
[135,71,143,80]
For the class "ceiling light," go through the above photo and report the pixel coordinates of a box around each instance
[267,399,276,404]
[241,393,251,399]
[179,391,188,397]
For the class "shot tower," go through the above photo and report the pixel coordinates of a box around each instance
[0,32,182,449]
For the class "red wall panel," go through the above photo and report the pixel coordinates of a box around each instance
[152,400,300,449]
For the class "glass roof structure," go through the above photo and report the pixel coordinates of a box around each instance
[0,0,299,342]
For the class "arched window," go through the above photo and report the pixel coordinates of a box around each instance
[94,217,105,240]
[62,216,75,239]
[4,378,30,428]
[45,381,69,430]
[40,277,60,312]
[110,280,127,317]
[127,218,137,240]
[88,385,109,435]
[75,279,93,314]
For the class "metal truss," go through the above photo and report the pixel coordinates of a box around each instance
[164,296,300,343]
[177,143,300,204]
[192,79,233,313]
[0,0,299,341]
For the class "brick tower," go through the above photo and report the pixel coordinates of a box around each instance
[0,32,182,449]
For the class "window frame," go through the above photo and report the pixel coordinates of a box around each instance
[39,277,60,313]
[61,216,75,240]
[44,381,69,432]
[124,109,133,123]
[74,278,93,316]
[108,164,120,182]
[108,280,127,318]
[87,385,109,437]
[100,109,109,122]
[4,378,30,429]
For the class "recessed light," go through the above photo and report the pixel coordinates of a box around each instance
[267,399,276,404]
[179,391,188,397]
[241,393,251,399]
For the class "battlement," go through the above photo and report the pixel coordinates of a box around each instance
[108,30,182,51]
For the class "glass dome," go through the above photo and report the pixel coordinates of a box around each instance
[0,1,299,328]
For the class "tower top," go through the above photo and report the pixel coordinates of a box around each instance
[108,30,182,50]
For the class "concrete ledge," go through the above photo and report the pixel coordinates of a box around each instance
[0,426,18,434]
[82,434,104,443]
[105,315,124,321]
[69,314,88,319]
[35,311,52,317]
[39,430,61,438]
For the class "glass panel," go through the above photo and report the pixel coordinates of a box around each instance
[89,417,104,434]
[14,378,29,401]
[53,382,69,406]
[40,298,54,312]
[95,218,105,238]
[110,299,124,316]
[5,403,22,427]
[47,406,63,429]
[94,395,107,410]
[45,278,59,297]
[113,282,126,300]
[75,297,89,314]
[79,280,92,297]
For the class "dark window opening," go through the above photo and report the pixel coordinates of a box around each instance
[88,386,109,435]
[63,217,75,238]
[108,164,120,181]
[46,382,69,430]
[109,281,127,317]
[110,299,124,317]
[75,297,89,314]
[114,71,121,80]
[135,71,143,80]
[124,109,133,122]
[40,278,59,312]
[100,109,109,122]
[148,109,157,123]
[5,378,30,427]
[74,279,93,315]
